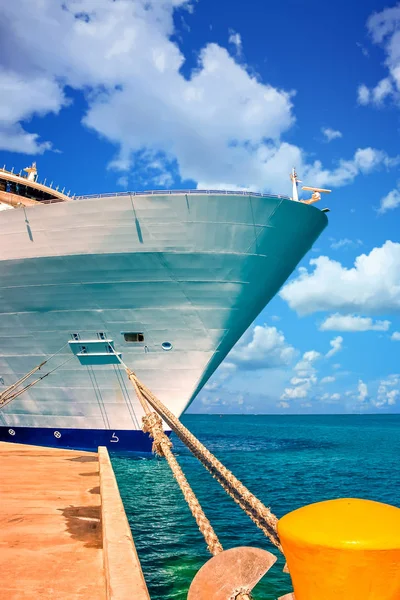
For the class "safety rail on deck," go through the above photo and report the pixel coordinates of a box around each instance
[73,189,291,200]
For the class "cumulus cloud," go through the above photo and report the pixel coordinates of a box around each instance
[357,5,400,107]
[357,78,393,106]
[278,401,290,409]
[391,331,400,341]
[294,350,321,372]
[320,314,391,332]
[321,127,342,142]
[378,186,400,213]
[302,147,400,189]
[280,334,344,403]
[0,0,299,190]
[280,349,319,400]
[280,241,400,315]
[228,324,296,370]
[281,384,310,399]
[1,0,399,192]
[0,68,66,153]
[357,380,369,402]
[326,336,343,358]
[373,382,399,407]
[357,84,371,105]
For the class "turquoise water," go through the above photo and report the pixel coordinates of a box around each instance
[112,414,400,599]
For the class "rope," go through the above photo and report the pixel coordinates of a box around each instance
[111,346,283,554]
[0,343,69,403]
[0,362,47,401]
[0,354,74,409]
[135,375,282,553]
[124,367,223,554]
[142,411,223,556]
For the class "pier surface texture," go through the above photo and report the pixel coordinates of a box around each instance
[0,442,150,600]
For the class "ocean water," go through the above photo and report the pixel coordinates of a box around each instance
[112,414,400,599]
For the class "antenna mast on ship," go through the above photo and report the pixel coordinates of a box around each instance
[290,168,301,201]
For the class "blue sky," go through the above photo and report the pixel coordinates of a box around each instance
[1,0,400,413]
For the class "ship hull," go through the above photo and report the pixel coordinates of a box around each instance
[0,425,158,453]
[0,191,327,451]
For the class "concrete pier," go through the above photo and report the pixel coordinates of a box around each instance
[0,442,150,600]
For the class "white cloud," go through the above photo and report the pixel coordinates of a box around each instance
[228,324,296,370]
[356,42,370,57]
[204,362,237,390]
[358,380,369,402]
[373,78,393,104]
[357,84,371,105]
[378,187,400,213]
[320,314,391,332]
[322,127,342,142]
[302,147,399,189]
[326,336,343,358]
[372,381,399,408]
[330,238,363,250]
[294,350,321,373]
[387,390,399,405]
[228,30,242,55]
[0,69,66,153]
[278,401,290,409]
[391,331,400,341]
[321,376,335,384]
[357,6,400,107]
[281,384,309,399]
[319,391,341,403]
[280,241,400,315]
[0,0,300,189]
[280,334,344,403]
[1,0,399,193]
[117,176,128,188]
[381,374,400,386]
[281,349,320,400]
[358,78,393,106]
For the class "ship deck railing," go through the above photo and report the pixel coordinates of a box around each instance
[73,189,291,200]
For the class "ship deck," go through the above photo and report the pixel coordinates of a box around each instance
[0,442,149,599]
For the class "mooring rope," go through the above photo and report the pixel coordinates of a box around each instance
[134,372,282,553]
[0,345,73,409]
[110,347,283,555]
[124,366,223,554]
[143,411,223,556]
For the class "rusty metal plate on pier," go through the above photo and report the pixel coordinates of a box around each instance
[187,546,277,600]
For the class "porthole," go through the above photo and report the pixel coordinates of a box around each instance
[161,342,173,351]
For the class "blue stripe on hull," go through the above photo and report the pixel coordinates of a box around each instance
[0,426,164,454]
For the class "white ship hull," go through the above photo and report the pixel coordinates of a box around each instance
[0,191,327,451]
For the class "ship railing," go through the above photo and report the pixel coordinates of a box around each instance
[73,189,291,200]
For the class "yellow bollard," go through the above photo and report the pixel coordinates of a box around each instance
[278,498,400,600]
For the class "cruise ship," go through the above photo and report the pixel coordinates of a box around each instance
[0,163,329,452]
